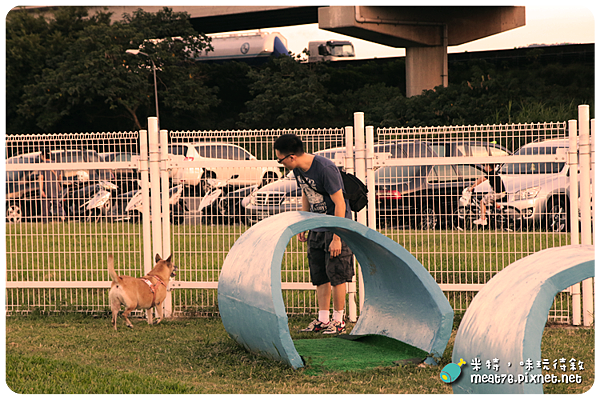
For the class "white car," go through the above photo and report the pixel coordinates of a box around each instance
[181,142,283,194]
[475,138,576,232]
[167,144,204,193]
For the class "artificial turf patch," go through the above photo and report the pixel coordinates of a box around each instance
[293,334,428,375]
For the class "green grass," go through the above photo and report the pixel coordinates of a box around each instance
[5,314,594,394]
[5,222,573,317]
[5,222,570,282]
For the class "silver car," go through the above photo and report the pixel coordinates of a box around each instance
[475,138,574,232]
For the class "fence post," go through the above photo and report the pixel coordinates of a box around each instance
[365,126,376,231]
[345,126,358,323]
[354,112,366,312]
[591,119,595,225]
[590,118,598,319]
[148,117,163,260]
[568,119,581,325]
[578,105,594,327]
[139,129,152,273]
[160,128,172,318]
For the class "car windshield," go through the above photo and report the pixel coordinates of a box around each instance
[499,145,565,174]
[374,165,427,184]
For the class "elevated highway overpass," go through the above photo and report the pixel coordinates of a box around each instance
[19,5,525,97]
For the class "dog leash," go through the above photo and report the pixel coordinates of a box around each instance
[141,275,167,307]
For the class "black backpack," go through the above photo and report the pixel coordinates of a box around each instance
[296,170,368,212]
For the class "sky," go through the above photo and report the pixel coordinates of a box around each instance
[224,2,596,60]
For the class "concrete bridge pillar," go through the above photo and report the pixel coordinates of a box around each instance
[406,25,448,97]
[318,6,524,97]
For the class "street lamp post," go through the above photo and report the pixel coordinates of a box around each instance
[126,49,159,125]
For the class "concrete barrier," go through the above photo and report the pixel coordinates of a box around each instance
[452,244,594,394]
[218,211,454,369]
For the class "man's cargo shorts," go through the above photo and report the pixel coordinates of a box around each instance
[306,230,354,286]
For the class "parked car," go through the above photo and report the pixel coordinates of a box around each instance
[54,149,113,183]
[101,152,140,193]
[429,140,511,181]
[430,141,511,158]
[167,144,204,194]
[173,142,283,195]
[475,138,575,232]
[374,141,484,229]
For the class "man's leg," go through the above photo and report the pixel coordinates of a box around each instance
[316,282,332,323]
[480,199,487,220]
[300,232,332,332]
[331,283,346,322]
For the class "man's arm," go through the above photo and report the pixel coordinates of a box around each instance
[469,175,487,190]
[38,173,46,198]
[328,189,346,257]
[330,189,346,219]
[297,192,311,242]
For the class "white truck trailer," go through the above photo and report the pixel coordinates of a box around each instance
[194,32,289,63]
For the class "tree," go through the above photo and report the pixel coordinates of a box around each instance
[8,7,218,132]
[6,7,112,132]
[238,56,335,129]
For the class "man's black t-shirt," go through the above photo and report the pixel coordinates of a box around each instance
[486,168,505,193]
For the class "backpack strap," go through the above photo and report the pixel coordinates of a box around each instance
[295,169,324,196]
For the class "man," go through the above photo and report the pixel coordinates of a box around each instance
[470,164,506,226]
[39,149,65,222]
[274,134,353,335]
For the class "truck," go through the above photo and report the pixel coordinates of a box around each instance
[194,32,289,64]
[193,32,356,64]
[307,40,356,63]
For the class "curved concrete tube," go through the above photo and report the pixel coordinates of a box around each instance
[218,211,454,369]
[452,244,595,394]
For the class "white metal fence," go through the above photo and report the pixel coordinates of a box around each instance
[4,108,595,326]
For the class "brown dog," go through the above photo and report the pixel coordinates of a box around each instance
[108,253,177,331]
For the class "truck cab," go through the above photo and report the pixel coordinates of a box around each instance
[308,40,355,63]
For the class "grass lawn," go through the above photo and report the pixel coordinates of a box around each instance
[5,314,594,394]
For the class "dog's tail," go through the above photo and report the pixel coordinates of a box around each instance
[108,254,121,283]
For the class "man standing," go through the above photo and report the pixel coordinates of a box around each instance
[274,134,353,334]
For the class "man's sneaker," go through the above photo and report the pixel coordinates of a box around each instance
[299,319,328,333]
[473,218,488,226]
[322,320,346,335]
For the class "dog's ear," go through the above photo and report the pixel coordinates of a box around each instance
[165,255,172,263]
[155,253,161,263]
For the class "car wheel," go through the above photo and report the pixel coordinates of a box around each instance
[416,206,438,230]
[547,197,569,232]
[6,203,23,223]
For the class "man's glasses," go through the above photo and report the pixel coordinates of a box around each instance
[277,154,293,164]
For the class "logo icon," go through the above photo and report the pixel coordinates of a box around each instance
[440,358,466,383]
[240,42,250,55]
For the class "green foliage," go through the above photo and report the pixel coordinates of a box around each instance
[5,6,594,133]
[238,56,335,129]
[7,6,217,132]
